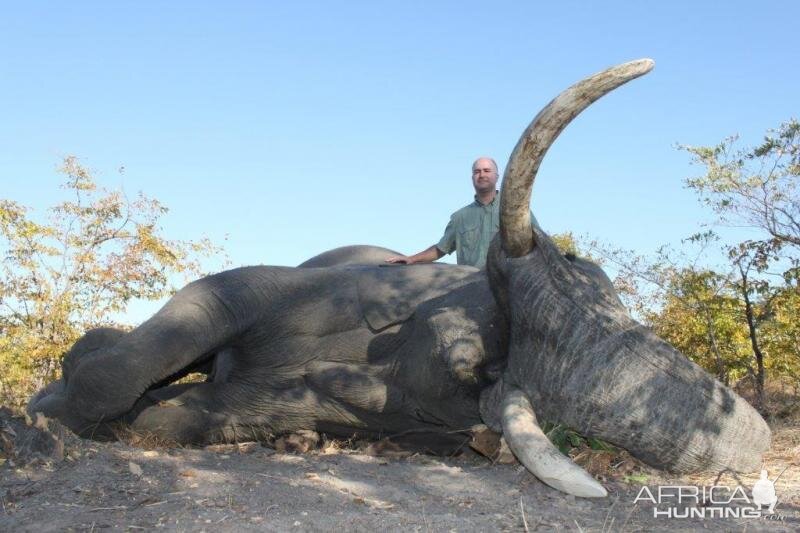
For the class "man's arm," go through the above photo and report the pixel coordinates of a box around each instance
[386,214,455,265]
[385,245,444,265]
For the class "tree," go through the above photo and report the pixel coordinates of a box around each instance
[651,267,749,387]
[679,120,799,410]
[587,120,800,414]
[587,238,750,382]
[681,119,800,249]
[589,236,797,413]
[0,156,225,409]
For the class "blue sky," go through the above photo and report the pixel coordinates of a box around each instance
[2,2,797,320]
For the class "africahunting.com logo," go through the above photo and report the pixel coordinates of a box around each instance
[633,468,789,520]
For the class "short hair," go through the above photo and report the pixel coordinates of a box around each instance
[472,157,499,174]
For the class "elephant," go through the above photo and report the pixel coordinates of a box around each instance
[27,59,770,498]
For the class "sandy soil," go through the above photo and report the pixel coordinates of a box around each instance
[2,411,798,532]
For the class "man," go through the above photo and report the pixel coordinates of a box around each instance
[386,157,501,269]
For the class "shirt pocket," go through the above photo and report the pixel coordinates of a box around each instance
[457,221,480,250]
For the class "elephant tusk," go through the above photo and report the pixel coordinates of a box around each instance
[501,387,607,498]
[499,58,655,257]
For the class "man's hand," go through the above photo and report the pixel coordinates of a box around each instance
[385,255,414,265]
[385,246,444,265]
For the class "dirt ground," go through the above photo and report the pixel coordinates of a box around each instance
[1,411,798,532]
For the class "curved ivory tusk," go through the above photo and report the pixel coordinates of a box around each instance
[501,388,607,498]
[500,58,655,257]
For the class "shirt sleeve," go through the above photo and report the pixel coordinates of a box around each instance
[436,216,456,255]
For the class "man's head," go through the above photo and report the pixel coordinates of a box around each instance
[471,157,499,195]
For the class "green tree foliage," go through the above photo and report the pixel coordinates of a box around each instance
[551,232,580,256]
[761,286,800,385]
[649,267,750,386]
[0,156,225,409]
[681,119,800,250]
[679,120,799,409]
[588,120,800,413]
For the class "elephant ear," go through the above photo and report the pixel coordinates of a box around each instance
[357,263,479,330]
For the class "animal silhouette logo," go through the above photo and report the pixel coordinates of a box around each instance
[751,468,787,514]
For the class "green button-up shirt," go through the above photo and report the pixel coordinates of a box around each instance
[436,193,500,269]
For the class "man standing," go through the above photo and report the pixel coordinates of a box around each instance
[386,157,501,269]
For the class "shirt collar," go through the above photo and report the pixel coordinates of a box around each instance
[474,190,499,207]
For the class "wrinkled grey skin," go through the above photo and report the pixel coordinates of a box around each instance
[29,255,504,452]
[29,60,770,490]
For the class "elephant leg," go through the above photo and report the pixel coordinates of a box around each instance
[126,370,473,452]
[65,274,259,422]
[26,379,120,440]
[124,381,328,444]
[124,382,244,444]
[305,361,404,413]
[306,361,475,453]
[27,328,128,440]
[61,327,127,382]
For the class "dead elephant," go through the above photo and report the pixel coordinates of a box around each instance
[28,59,770,498]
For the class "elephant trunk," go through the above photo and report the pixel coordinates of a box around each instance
[507,313,771,473]
[490,321,765,489]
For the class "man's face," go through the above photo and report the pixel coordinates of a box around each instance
[471,158,498,194]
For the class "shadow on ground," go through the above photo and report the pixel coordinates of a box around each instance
[1,410,798,532]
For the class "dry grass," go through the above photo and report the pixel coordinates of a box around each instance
[571,447,655,485]
[563,380,800,503]
[567,417,800,507]
[111,424,183,450]
[736,377,800,421]
[676,422,800,507]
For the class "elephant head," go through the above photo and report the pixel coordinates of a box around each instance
[478,59,770,496]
